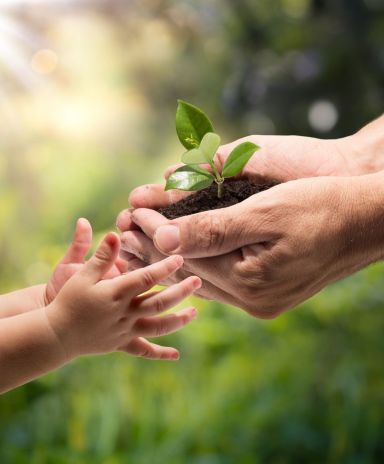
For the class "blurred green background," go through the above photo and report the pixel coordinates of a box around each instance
[1,0,384,462]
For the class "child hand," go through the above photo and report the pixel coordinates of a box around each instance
[45,218,128,305]
[45,233,201,361]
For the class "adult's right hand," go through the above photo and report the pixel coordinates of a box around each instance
[118,173,384,318]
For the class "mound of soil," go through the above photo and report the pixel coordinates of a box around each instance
[158,179,277,219]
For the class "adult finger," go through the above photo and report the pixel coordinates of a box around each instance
[102,259,129,279]
[61,218,92,264]
[116,208,140,233]
[133,306,197,337]
[119,249,145,271]
[121,337,180,360]
[129,184,191,209]
[120,236,189,286]
[121,229,242,293]
[131,200,276,258]
[121,229,168,265]
[115,257,129,274]
[119,230,250,304]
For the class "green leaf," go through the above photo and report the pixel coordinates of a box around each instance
[181,132,221,164]
[165,165,214,191]
[221,142,260,178]
[176,100,214,150]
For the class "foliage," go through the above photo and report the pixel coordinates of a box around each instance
[166,100,259,197]
[1,1,384,463]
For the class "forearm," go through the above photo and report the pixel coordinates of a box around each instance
[343,115,384,175]
[358,170,384,262]
[0,284,46,318]
[335,170,384,281]
[0,307,68,394]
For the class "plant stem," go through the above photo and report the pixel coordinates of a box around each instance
[209,161,224,198]
[217,181,223,199]
[210,161,221,181]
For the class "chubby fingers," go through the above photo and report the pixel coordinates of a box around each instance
[132,276,201,317]
[114,255,184,296]
[121,229,239,292]
[61,218,92,264]
[81,232,120,282]
[133,306,197,338]
[121,337,180,360]
[120,229,245,304]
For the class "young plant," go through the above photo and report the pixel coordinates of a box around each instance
[165,100,260,198]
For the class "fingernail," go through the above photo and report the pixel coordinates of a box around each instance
[155,225,180,253]
[105,233,118,247]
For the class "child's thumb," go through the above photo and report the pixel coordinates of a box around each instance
[82,233,120,281]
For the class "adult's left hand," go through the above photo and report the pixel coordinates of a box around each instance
[117,173,384,318]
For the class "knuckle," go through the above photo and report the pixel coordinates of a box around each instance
[112,291,123,302]
[242,301,281,320]
[153,297,165,314]
[141,269,156,289]
[139,348,152,358]
[95,248,110,263]
[188,214,225,251]
[155,320,167,337]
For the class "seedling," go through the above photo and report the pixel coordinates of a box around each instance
[165,100,260,198]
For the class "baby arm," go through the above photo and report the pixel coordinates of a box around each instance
[0,233,200,394]
[0,285,46,318]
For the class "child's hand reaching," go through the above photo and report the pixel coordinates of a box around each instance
[45,218,128,305]
[0,228,200,393]
[45,232,201,361]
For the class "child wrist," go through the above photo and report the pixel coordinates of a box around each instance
[43,303,77,363]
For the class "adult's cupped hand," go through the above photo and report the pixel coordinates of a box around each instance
[117,133,382,317]
[118,175,380,318]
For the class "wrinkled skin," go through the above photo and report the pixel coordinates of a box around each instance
[117,133,384,318]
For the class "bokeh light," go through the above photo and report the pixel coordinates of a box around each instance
[308,100,339,132]
[30,48,58,74]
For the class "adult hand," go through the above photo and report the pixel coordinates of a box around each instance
[119,118,384,227]
[118,172,384,318]
[117,132,361,246]
[166,120,384,189]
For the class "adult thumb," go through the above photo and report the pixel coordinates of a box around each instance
[153,202,266,258]
[82,232,120,281]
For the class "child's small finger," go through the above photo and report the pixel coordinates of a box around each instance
[61,218,92,264]
[133,307,197,338]
[82,233,120,281]
[132,276,201,316]
[121,337,180,361]
[116,255,184,296]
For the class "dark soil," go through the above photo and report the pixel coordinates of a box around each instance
[158,178,278,219]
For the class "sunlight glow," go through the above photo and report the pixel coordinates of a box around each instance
[0,10,43,88]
